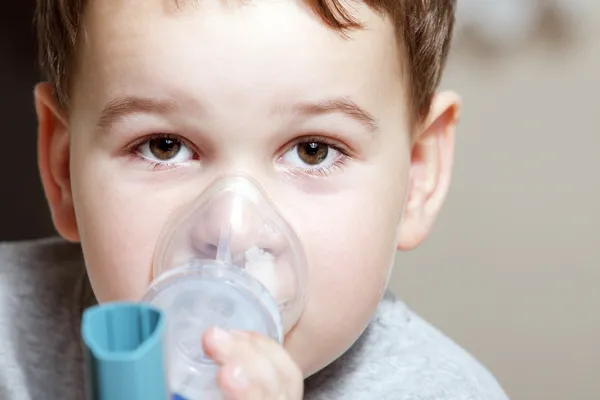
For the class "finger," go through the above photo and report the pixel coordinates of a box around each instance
[203,328,281,398]
[204,328,302,399]
[218,363,273,400]
[236,331,303,393]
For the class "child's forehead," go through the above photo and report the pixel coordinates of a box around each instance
[83,0,372,29]
[75,0,405,124]
[80,0,399,77]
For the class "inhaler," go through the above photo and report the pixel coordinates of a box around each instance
[141,175,308,399]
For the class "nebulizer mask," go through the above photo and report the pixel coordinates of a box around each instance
[140,175,308,398]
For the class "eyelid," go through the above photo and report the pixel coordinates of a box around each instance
[125,133,202,158]
[280,135,352,158]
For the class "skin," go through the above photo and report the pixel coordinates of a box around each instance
[35,0,460,398]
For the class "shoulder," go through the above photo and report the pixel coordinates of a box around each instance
[305,292,510,400]
[0,236,88,327]
[0,237,85,290]
[388,308,510,400]
[0,236,83,270]
[0,237,88,400]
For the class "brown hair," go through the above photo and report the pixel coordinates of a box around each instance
[35,0,456,122]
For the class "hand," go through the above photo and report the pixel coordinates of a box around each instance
[203,327,304,400]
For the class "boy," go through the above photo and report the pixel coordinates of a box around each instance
[0,0,509,399]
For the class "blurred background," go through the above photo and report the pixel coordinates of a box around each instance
[0,1,598,399]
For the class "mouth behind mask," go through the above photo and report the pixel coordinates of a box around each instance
[142,175,308,398]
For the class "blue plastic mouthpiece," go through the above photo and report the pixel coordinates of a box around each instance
[81,302,168,400]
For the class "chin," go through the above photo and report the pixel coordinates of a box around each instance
[283,314,363,378]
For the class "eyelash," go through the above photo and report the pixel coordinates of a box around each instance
[283,136,350,177]
[125,133,199,171]
[126,134,351,176]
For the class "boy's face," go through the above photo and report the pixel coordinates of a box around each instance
[36,0,458,375]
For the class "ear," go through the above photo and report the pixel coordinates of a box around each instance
[397,91,461,251]
[35,83,80,242]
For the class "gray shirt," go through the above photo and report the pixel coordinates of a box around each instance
[0,238,509,399]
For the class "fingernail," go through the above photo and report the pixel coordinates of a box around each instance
[211,327,234,351]
[231,366,249,388]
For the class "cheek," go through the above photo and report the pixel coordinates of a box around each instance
[286,180,406,373]
[302,179,406,294]
[70,162,185,303]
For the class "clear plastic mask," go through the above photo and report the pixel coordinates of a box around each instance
[142,175,308,398]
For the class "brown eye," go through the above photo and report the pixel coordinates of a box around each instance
[148,138,181,160]
[280,138,344,174]
[137,136,195,164]
[297,142,329,165]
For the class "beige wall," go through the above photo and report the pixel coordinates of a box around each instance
[389,7,600,400]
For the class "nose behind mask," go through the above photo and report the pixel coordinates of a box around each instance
[142,175,308,398]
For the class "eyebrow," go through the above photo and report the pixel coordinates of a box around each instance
[293,98,379,133]
[96,95,379,134]
[96,96,178,131]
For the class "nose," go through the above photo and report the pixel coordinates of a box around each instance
[189,185,287,267]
